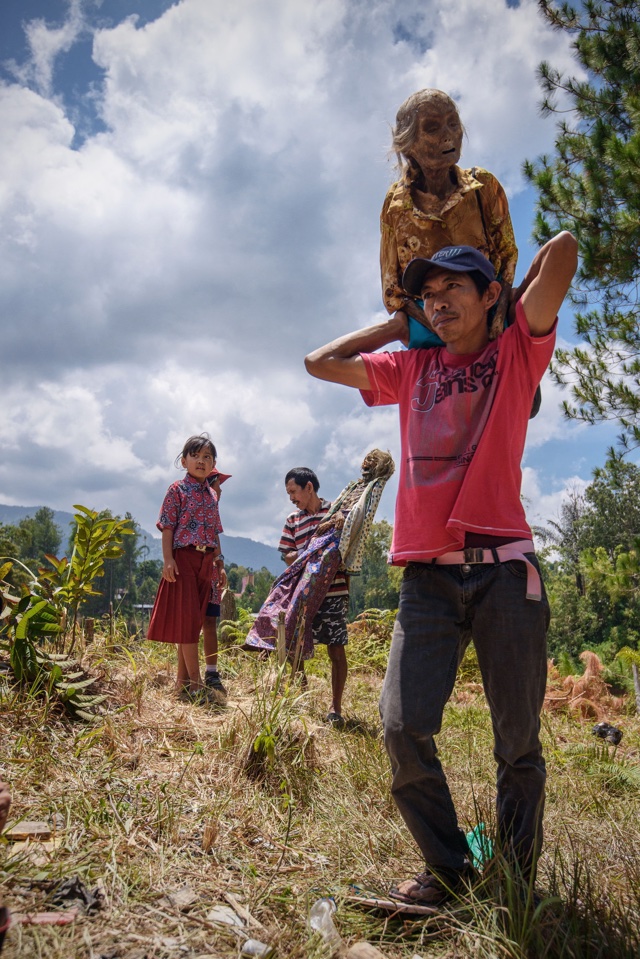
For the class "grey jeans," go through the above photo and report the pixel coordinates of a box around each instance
[379,555,549,878]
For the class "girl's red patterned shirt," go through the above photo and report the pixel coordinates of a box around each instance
[157,474,223,549]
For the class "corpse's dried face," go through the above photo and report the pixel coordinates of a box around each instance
[407,98,463,177]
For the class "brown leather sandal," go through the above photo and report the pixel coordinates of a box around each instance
[389,867,472,907]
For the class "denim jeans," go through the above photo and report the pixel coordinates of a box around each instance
[379,555,549,877]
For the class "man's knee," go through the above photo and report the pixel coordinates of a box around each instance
[327,643,347,663]
[382,717,438,776]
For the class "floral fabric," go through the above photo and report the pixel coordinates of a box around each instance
[380,165,517,314]
[279,498,348,596]
[244,466,393,660]
[245,528,342,661]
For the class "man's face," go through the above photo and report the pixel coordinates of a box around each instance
[407,100,463,176]
[286,479,315,511]
[421,268,493,354]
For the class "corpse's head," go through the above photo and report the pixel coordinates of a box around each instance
[392,89,464,180]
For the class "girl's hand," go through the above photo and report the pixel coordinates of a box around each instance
[162,558,179,582]
[219,568,228,588]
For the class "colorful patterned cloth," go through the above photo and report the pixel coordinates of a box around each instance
[244,527,342,660]
[279,498,348,597]
[245,452,394,661]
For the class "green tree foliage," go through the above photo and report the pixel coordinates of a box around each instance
[235,567,275,613]
[0,524,26,587]
[134,559,164,606]
[580,456,640,555]
[349,520,402,617]
[535,485,587,591]
[544,565,600,662]
[525,0,640,449]
[17,507,62,569]
[0,508,63,588]
[541,457,640,661]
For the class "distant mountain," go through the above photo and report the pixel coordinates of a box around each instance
[0,504,282,575]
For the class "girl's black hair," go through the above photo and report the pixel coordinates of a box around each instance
[174,433,217,468]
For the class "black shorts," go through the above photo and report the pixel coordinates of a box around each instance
[205,603,221,618]
[311,595,348,646]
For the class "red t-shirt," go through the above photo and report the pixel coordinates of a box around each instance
[360,302,556,564]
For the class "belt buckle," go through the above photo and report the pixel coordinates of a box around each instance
[463,547,484,565]
[195,544,207,553]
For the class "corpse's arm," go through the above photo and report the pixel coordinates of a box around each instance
[380,193,432,329]
[513,231,578,335]
[483,172,518,287]
[305,312,409,389]
[380,189,405,315]
[478,171,518,336]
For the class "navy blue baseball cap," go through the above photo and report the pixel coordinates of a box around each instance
[402,245,496,296]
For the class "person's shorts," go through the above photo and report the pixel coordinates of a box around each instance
[312,595,348,646]
[205,603,221,618]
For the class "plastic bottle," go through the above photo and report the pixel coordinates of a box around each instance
[466,822,494,871]
[240,939,275,958]
[308,897,342,951]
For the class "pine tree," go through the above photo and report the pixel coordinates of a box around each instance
[524,0,640,449]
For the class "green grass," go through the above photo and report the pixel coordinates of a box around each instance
[0,632,639,958]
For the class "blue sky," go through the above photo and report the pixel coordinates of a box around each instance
[0,0,620,544]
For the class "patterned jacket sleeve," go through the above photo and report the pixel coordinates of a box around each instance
[475,169,518,286]
[380,184,407,314]
[157,484,180,532]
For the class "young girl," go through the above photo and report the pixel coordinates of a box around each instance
[147,433,224,703]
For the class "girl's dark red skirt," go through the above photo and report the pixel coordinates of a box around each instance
[147,547,214,645]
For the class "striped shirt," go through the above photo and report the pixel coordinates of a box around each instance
[279,498,348,597]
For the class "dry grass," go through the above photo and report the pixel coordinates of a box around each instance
[1,634,639,959]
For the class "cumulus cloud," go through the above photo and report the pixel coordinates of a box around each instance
[0,0,601,544]
[522,467,590,538]
[4,0,86,97]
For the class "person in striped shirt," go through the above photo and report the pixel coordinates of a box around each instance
[280,467,349,726]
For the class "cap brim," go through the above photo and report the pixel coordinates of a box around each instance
[402,257,470,297]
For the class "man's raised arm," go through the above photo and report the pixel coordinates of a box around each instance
[305,312,409,389]
[513,231,578,336]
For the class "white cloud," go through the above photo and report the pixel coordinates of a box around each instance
[522,467,589,536]
[5,0,86,97]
